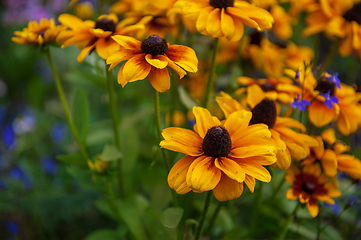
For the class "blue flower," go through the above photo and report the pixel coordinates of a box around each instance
[2,123,16,149]
[325,73,341,89]
[9,167,33,189]
[295,70,300,79]
[6,221,19,235]
[41,156,58,175]
[51,122,66,143]
[320,90,339,109]
[291,94,310,112]
[324,200,341,215]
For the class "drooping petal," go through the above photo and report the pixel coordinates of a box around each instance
[121,54,151,84]
[206,8,222,37]
[307,198,319,217]
[309,100,336,127]
[148,67,171,92]
[244,175,255,192]
[160,127,203,156]
[221,9,235,40]
[145,54,168,69]
[213,173,244,202]
[95,37,120,60]
[320,149,337,176]
[196,7,214,35]
[214,157,245,183]
[167,45,198,73]
[77,43,96,62]
[187,156,222,192]
[235,160,272,182]
[168,155,195,194]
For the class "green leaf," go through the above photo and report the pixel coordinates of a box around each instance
[57,153,87,167]
[101,145,122,161]
[85,229,118,240]
[161,207,184,228]
[73,89,89,143]
[178,85,199,110]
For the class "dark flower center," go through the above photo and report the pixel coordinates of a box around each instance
[209,0,234,9]
[202,126,232,158]
[302,181,316,194]
[249,31,263,46]
[343,3,361,24]
[141,35,168,56]
[249,99,277,129]
[95,17,116,33]
[322,139,331,149]
[260,82,275,92]
[314,77,336,95]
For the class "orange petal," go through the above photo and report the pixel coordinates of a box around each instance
[286,188,298,200]
[148,67,170,92]
[214,157,245,183]
[145,54,168,69]
[160,127,203,156]
[224,110,252,136]
[167,45,198,73]
[77,43,96,62]
[213,173,244,201]
[95,37,119,60]
[308,100,336,127]
[321,149,337,176]
[192,107,218,138]
[236,160,272,182]
[187,156,221,192]
[168,155,194,194]
[307,198,319,217]
[206,8,222,37]
[244,175,255,193]
[121,54,151,84]
[221,9,235,40]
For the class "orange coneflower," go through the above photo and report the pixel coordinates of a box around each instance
[56,13,144,62]
[106,34,198,92]
[160,106,277,201]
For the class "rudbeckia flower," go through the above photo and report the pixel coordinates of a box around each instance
[216,93,318,169]
[12,18,66,46]
[56,13,144,62]
[303,1,361,58]
[106,34,198,92]
[160,107,277,201]
[68,0,95,20]
[286,164,341,217]
[174,0,274,41]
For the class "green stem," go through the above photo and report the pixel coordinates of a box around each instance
[154,90,178,207]
[202,38,219,108]
[250,182,263,235]
[317,204,322,240]
[105,179,123,224]
[46,48,89,161]
[270,173,286,205]
[105,63,124,199]
[317,40,340,78]
[195,191,212,240]
[277,202,301,240]
[204,201,224,235]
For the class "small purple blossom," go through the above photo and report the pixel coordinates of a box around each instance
[320,90,339,109]
[41,156,58,175]
[295,70,300,79]
[291,94,310,112]
[325,73,341,89]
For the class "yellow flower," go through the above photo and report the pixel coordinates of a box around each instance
[286,164,341,217]
[68,0,94,20]
[303,1,361,58]
[174,0,274,41]
[12,18,66,46]
[88,157,110,174]
[321,128,361,180]
[216,93,318,169]
[270,4,293,40]
[335,83,361,136]
[106,34,198,92]
[160,107,277,201]
[56,13,144,62]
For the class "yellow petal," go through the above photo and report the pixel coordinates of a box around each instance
[145,54,168,69]
[95,37,119,60]
[221,9,235,40]
[321,149,337,176]
[309,100,336,127]
[121,54,151,83]
[167,45,198,73]
[213,173,244,201]
[214,157,245,183]
[168,155,194,194]
[224,110,252,136]
[187,156,221,192]
[206,8,222,37]
[160,127,203,156]
[286,188,298,200]
[244,175,255,192]
[236,161,272,182]
[192,107,217,138]
[307,199,319,218]
[148,67,170,92]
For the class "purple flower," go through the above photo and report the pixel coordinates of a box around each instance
[320,90,339,109]
[325,73,341,89]
[2,123,16,149]
[324,200,341,215]
[6,221,19,235]
[295,70,300,79]
[291,94,310,112]
[9,167,33,189]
